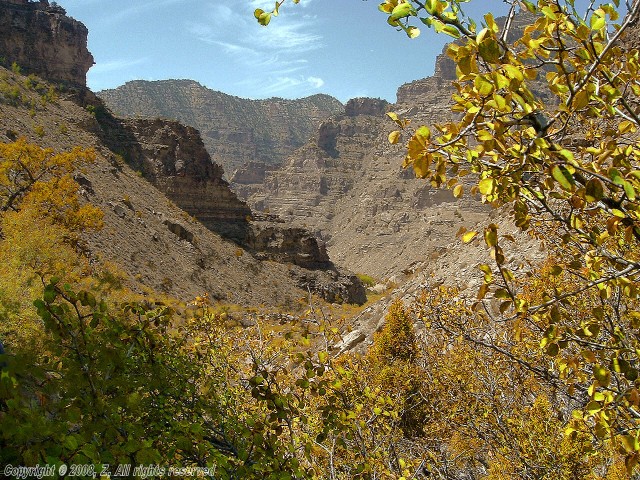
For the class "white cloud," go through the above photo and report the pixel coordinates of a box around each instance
[306,76,324,88]
[256,75,325,96]
[186,1,324,98]
[250,0,314,9]
[95,0,188,26]
[90,58,148,74]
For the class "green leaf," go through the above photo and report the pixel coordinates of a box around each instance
[415,125,431,141]
[503,64,523,82]
[258,12,272,26]
[620,435,640,453]
[63,435,78,451]
[478,38,500,63]
[624,181,636,200]
[590,13,606,30]
[552,165,574,190]
[586,400,602,413]
[474,75,494,96]
[43,288,56,304]
[585,178,604,202]
[390,2,415,20]
[424,0,438,14]
[441,25,460,38]
[484,225,498,247]
[610,168,625,186]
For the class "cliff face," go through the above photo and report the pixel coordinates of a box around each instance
[92,110,365,303]
[105,117,253,242]
[98,80,344,176]
[345,97,389,117]
[241,69,488,279]
[0,0,93,85]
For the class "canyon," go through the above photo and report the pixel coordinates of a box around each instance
[0,0,366,306]
[100,40,491,281]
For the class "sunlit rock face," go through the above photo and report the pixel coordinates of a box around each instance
[0,0,94,86]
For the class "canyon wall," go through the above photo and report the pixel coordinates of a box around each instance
[96,112,366,304]
[0,0,93,85]
[98,80,344,176]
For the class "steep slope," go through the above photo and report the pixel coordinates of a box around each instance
[0,0,366,306]
[98,80,344,176]
[0,67,362,306]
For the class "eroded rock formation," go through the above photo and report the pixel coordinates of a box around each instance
[98,80,344,176]
[0,0,93,85]
[345,97,389,117]
[96,112,365,303]
[111,118,253,241]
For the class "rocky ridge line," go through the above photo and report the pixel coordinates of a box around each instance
[98,80,344,176]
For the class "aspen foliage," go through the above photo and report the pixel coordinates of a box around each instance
[0,139,103,349]
[258,0,640,474]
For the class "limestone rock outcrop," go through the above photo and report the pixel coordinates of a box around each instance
[247,222,332,269]
[0,0,93,86]
[242,82,488,278]
[108,117,253,242]
[345,97,389,117]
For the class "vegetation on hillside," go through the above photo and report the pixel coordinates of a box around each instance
[1,0,640,478]
[253,0,640,477]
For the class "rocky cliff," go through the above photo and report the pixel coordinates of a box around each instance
[242,84,488,279]
[98,80,344,176]
[102,117,253,242]
[0,0,93,85]
[0,3,366,305]
[88,106,365,304]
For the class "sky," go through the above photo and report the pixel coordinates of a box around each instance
[59,0,511,103]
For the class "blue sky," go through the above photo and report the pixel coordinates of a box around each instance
[60,0,510,103]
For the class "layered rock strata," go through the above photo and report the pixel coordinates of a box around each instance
[98,80,344,176]
[95,110,365,303]
[0,0,93,86]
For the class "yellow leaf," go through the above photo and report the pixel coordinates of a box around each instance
[388,130,401,144]
[461,230,477,243]
[478,177,494,195]
[474,75,494,96]
[484,224,498,247]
